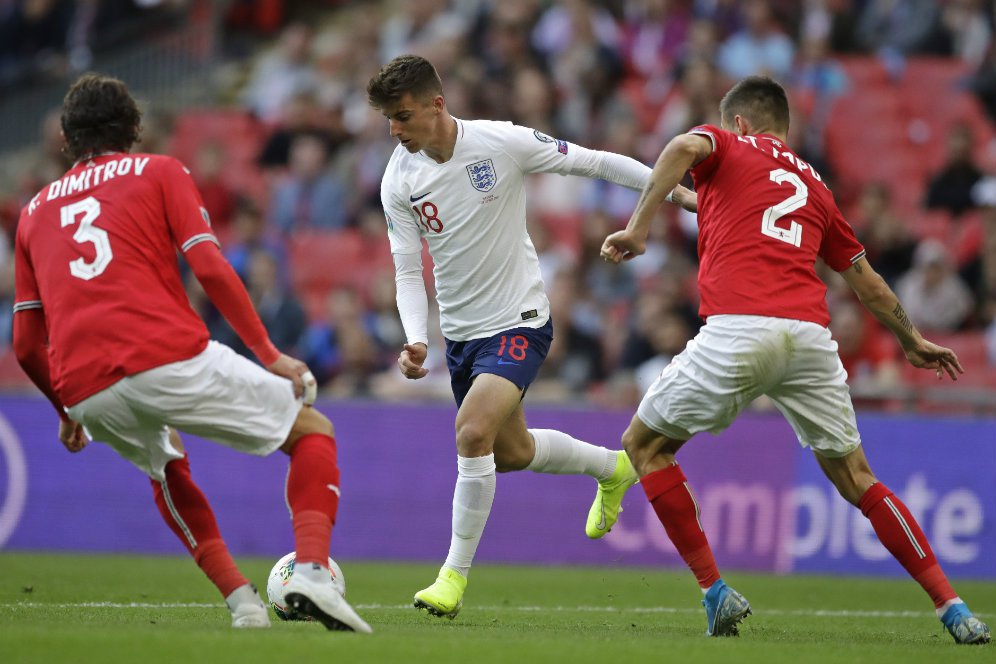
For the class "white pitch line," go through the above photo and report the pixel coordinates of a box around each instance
[0,602,988,619]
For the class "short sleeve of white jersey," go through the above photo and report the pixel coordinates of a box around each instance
[380,165,422,255]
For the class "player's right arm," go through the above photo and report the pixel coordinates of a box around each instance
[11,214,89,452]
[840,257,963,380]
[602,133,712,263]
[381,172,429,379]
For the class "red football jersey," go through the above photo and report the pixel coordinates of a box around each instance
[688,125,865,327]
[14,153,217,406]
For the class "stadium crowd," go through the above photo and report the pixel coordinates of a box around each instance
[1,0,995,411]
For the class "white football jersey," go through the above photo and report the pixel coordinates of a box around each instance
[381,119,588,342]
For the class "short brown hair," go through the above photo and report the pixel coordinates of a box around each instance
[61,73,142,161]
[366,55,443,109]
[719,76,790,134]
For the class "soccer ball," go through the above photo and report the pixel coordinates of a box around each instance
[266,551,346,621]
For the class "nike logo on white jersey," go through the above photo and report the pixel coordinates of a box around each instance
[410,191,431,202]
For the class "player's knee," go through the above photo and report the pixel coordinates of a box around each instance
[282,407,334,454]
[620,427,643,457]
[301,407,334,436]
[455,420,494,457]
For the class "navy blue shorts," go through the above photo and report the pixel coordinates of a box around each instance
[444,319,554,407]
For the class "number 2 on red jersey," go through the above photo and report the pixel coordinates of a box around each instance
[761,168,807,248]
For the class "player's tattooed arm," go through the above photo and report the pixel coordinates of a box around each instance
[892,302,914,336]
[634,182,655,216]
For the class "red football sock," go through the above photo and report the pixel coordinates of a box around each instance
[859,482,957,608]
[151,454,247,597]
[642,464,721,589]
[286,434,340,567]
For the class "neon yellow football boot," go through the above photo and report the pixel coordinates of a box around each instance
[586,450,638,538]
[413,567,467,619]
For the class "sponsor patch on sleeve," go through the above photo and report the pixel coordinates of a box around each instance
[556,139,568,155]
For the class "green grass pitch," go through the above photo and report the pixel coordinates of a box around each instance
[0,553,992,663]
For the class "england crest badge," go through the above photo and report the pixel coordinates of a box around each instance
[466,159,497,192]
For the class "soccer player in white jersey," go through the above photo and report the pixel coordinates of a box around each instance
[602,76,990,644]
[367,55,693,618]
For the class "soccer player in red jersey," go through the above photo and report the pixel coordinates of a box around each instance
[601,76,990,645]
[11,73,370,633]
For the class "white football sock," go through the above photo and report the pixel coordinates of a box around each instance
[443,453,496,577]
[526,428,616,481]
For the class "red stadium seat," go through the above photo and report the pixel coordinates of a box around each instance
[169,109,267,197]
[288,229,365,293]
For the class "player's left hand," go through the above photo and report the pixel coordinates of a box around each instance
[601,230,646,264]
[266,353,313,399]
[398,343,428,380]
[904,339,964,381]
[59,419,88,453]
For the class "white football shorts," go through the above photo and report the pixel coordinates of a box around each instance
[636,314,861,457]
[67,341,301,481]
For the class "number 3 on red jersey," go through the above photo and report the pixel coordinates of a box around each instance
[761,168,806,248]
[61,196,112,280]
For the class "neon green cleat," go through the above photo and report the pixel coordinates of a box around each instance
[413,567,468,619]
[586,450,638,538]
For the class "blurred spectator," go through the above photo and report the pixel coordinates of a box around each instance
[507,67,559,134]
[0,236,12,348]
[477,9,545,90]
[533,0,623,138]
[0,0,72,87]
[829,298,900,397]
[855,0,945,57]
[530,218,576,288]
[300,287,379,394]
[798,0,860,54]
[537,268,606,395]
[655,56,723,142]
[926,123,982,218]
[268,133,349,233]
[258,91,346,171]
[959,208,996,327]
[579,210,638,306]
[987,315,996,365]
[620,0,692,82]
[367,269,406,359]
[27,108,71,185]
[853,182,917,287]
[241,22,317,122]
[716,0,795,81]
[224,198,287,283]
[378,0,468,63]
[218,248,306,359]
[895,239,974,332]
[192,142,236,236]
[941,0,991,68]
[693,0,743,41]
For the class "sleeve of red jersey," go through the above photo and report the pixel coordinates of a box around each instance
[158,156,220,254]
[11,222,69,421]
[156,157,281,366]
[820,206,867,272]
[687,124,725,181]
